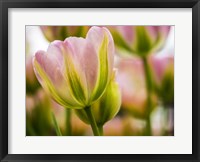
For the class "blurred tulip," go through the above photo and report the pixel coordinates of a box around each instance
[40,26,89,42]
[75,70,121,127]
[33,26,115,109]
[26,56,40,94]
[103,116,145,136]
[103,117,124,136]
[109,26,170,57]
[150,56,174,107]
[116,58,157,119]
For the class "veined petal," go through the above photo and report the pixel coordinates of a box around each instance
[33,51,83,109]
[54,40,88,104]
[86,26,115,102]
[64,37,98,98]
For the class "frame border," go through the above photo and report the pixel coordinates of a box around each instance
[0,0,199,161]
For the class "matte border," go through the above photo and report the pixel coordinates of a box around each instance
[0,0,199,161]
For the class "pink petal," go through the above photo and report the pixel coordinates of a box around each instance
[150,56,174,84]
[116,26,135,46]
[147,26,171,42]
[86,26,115,78]
[33,49,80,107]
[64,37,98,93]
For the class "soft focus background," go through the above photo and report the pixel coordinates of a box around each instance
[26,26,174,136]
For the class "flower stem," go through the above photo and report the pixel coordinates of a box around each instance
[84,106,100,136]
[98,125,104,136]
[51,112,62,136]
[65,109,72,136]
[142,57,152,136]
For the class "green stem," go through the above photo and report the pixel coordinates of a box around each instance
[84,106,100,136]
[142,57,152,136]
[98,125,104,136]
[65,109,72,136]
[51,112,62,136]
[162,105,170,135]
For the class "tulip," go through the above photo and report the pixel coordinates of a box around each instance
[33,26,115,136]
[150,56,174,107]
[33,26,114,109]
[109,26,171,57]
[116,58,157,119]
[26,56,40,94]
[75,70,121,135]
[40,26,89,42]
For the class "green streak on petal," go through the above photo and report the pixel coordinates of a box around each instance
[63,50,87,105]
[91,34,109,101]
[34,60,83,109]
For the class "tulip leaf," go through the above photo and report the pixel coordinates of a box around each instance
[51,112,62,136]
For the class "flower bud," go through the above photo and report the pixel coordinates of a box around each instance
[75,71,121,126]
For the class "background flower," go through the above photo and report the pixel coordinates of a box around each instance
[40,26,89,42]
[116,57,157,119]
[109,26,171,57]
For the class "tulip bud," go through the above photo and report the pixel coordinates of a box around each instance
[109,26,170,57]
[26,56,40,94]
[33,26,115,109]
[40,26,89,42]
[75,70,121,126]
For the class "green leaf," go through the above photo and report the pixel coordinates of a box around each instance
[51,112,62,136]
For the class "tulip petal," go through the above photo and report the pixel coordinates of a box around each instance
[64,37,98,97]
[54,40,87,105]
[33,50,83,109]
[86,27,114,102]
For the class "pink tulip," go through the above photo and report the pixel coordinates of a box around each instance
[150,56,174,106]
[150,56,174,85]
[33,26,115,109]
[116,57,157,118]
[109,26,171,56]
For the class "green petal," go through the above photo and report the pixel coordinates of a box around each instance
[91,34,110,102]
[63,49,87,105]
